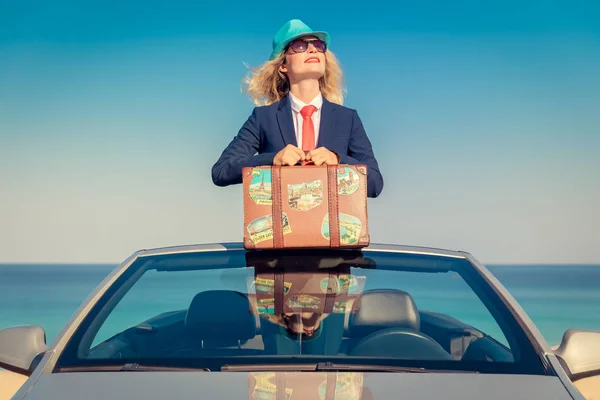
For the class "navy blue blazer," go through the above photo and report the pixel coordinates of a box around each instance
[211,95,384,198]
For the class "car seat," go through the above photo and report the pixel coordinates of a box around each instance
[166,290,263,357]
[344,289,453,360]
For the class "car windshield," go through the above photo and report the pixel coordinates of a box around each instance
[56,248,546,375]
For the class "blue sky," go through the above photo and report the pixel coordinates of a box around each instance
[1,0,599,263]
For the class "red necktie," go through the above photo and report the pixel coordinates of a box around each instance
[300,105,317,152]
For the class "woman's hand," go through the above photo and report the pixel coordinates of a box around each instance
[306,147,339,166]
[273,145,306,166]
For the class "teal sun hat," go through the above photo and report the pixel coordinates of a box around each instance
[270,19,330,61]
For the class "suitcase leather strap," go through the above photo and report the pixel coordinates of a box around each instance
[274,270,285,314]
[323,270,336,314]
[324,372,337,400]
[271,166,284,249]
[275,372,286,400]
[327,165,340,248]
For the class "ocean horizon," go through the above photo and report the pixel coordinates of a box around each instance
[1,263,599,348]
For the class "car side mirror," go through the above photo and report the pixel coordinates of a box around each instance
[554,329,600,379]
[0,325,48,376]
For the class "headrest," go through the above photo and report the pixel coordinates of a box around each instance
[185,290,255,342]
[349,289,420,338]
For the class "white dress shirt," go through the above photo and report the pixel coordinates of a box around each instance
[288,91,323,149]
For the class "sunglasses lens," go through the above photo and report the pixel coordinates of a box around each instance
[290,41,308,52]
[312,40,326,52]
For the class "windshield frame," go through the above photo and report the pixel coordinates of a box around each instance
[54,248,550,376]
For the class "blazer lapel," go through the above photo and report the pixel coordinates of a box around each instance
[276,95,297,147]
[316,98,337,149]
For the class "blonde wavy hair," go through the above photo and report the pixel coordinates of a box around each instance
[242,48,346,106]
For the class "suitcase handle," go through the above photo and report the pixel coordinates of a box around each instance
[300,151,314,166]
[298,151,341,166]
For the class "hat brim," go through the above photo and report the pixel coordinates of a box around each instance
[269,31,330,61]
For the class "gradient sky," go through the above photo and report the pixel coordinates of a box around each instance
[1,0,599,264]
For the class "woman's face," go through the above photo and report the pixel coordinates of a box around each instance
[281,35,326,83]
[281,312,325,336]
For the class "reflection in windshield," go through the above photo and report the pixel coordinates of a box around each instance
[264,312,329,337]
[248,263,364,344]
[249,372,368,400]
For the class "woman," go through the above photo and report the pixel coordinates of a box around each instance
[211,19,384,198]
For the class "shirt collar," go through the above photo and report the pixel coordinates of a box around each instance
[288,91,323,114]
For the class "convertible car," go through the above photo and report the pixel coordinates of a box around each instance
[1,242,599,399]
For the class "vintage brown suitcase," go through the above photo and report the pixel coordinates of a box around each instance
[242,164,369,250]
[248,371,365,400]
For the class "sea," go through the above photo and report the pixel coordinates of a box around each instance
[1,264,599,348]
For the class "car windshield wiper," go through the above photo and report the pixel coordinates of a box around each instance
[316,362,428,373]
[57,363,210,372]
[222,362,477,373]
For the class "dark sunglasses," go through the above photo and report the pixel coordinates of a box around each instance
[286,39,327,54]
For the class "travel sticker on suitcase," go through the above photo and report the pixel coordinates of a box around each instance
[319,275,359,294]
[247,213,292,244]
[250,278,292,295]
[321,213,362,245]
[333,301,348,314]
[250,372,293,400]
[256,298,275,315]
[287,180,323,211]
[318,372,364,400]
[287,294,321,310]
[337,166,360,196]
[248,168,272,205]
